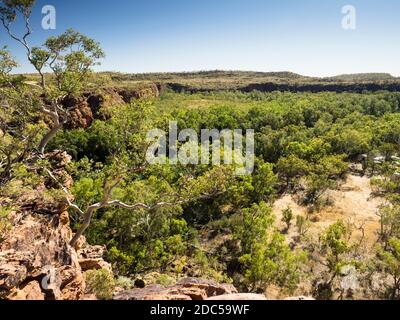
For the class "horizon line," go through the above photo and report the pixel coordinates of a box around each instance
[12,69,400,80]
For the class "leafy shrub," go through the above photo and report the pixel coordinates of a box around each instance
[107,247,135,276]
[85,269,115,300]
[376,238,400,299]
[234,202,307,292]
[0,206,12,242]
[295,215,310,239]
[281,207,294,231]
[115,276,135,290]
[155,274,176,286]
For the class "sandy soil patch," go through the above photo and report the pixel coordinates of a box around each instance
[273,175,384,248]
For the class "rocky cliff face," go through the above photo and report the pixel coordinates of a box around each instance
[41,84,161,131]
[113,278,314,301]
[114,278,238,301]
[0,151,111,300]
[0,211,81,300]
[165,81,400,94]
[60,85,160,129]
[118,83,160,103]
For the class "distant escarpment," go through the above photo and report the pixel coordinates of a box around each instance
[165,81,400,94]
[103,70,400,94]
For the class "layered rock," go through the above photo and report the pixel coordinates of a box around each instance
[113,278,315,301]
[0,211,84,300]
[118,84,160,103]
[63,96,94,129]
[114,278,238,301]
[0,151,110,300]
[78,241,112,273]
[57,85,159,129]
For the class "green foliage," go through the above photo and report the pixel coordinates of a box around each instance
[0,47,44,185]
[376,238,400,299]
[0,46,18,80]
[276,155,309,188]
[154,273,177,286]
[1,163,41,197]
[369,150,400,299]
[107,247,135,276]
[295,215,310,239]
[251,161,277,203]
[0,0,35,23]
[115,276,135,290]
[234,202,307,292]
[332,127,372,158]
[4,13,400,298]
[371,169,400,203]
[303,174,335,206]
[42,89,400,293]
[281,206,293,231]
[84,269,115,300]
[319,221,353,277]
[377,205,400,247]
[0,205,11,241]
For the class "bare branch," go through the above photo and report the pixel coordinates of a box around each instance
[38,101,66,155]
[1,17,31,57]
[69,189,224,248]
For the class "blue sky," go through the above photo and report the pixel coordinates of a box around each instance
[1,0,399,76]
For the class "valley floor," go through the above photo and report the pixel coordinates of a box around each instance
[273,174,384,248]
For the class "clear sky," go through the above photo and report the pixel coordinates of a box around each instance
[1,0,399,76]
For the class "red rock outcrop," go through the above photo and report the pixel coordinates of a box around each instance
[114,278,238,301]
[56,85,159,129]
[0,211,84,300]
[63,96,94,129]
[118,84,160,103]
[0,151,110,300]
[78,241,112,273]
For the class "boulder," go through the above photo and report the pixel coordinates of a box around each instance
[78,243,112,273]
[0,250,31,292]
[41,86,160,131]
[7,281,45,300]
[114,278,237,301]
[118,84,160,103]
[176,278,237,298]
[65,97,94,129]
[0,213,82,300]
[86,87,125,120]
[114,285,192,301]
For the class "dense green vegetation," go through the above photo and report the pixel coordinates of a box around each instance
[43,88,400,297]
[2,0,400,300]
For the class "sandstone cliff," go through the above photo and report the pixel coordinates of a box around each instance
[0,151,111,300]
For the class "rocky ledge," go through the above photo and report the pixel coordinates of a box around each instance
[113,278,315,301]
[0,151,111,300]
[114,278,238,301]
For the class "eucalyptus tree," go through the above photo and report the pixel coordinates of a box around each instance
[1,0,105,155]
[1,0,230,248]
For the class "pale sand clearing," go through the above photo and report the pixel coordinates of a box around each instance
[273,175,385,247]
